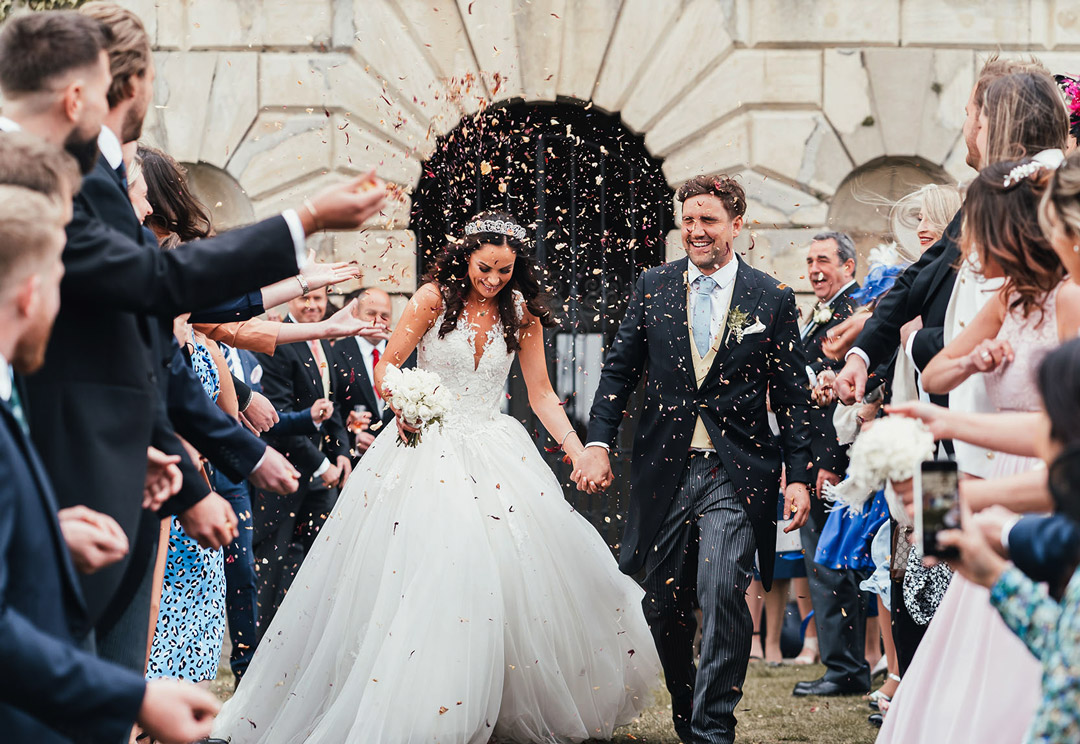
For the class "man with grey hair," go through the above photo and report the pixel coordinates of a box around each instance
[792,231,870,698]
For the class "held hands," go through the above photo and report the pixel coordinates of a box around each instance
[783,482,810,532]
[144,446,182,510]
[311,398,335,425]
[249,446,301,495]
[57,506,129,574]
[571,446,614,494]
[177,493,239,550]
[302,169,387,234]
[138,678,221,744]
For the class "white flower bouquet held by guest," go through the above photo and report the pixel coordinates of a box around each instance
[381,366,453,447]
[825,416,935,513]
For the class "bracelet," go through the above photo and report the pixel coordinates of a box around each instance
[558,429,576,449]
[302,197,323,231]
[296,274,310,296]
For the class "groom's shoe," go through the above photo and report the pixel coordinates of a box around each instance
[792,676,869,697]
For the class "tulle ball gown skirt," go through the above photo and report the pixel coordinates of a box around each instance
[213,414,661,744]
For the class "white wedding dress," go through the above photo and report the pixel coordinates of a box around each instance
[213,303,661,744]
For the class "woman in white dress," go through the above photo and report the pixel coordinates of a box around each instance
[213,212,661,743]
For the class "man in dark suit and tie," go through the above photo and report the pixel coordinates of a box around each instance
[0,184,221,744]
[792,232,869,697]
[0,5,387,676]
[331,287,395,455]
[574,175,812,744]
[254,286,353,633]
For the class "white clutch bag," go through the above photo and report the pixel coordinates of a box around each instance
[775,519,803,553]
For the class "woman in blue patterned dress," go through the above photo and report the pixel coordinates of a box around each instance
[146,330,228,683]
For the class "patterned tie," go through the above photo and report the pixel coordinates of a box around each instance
[692,274,717,357]
[8,372,29,437]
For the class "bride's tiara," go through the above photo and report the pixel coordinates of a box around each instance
[464,218,527,241]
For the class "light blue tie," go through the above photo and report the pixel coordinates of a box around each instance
[692,274,716,357]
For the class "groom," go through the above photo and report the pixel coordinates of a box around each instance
[573,175,812,744]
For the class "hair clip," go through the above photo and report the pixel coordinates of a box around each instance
[1002,160,1046,188]
[464,218,527,241]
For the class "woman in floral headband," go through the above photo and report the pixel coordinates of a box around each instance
[1054,73,1080,153]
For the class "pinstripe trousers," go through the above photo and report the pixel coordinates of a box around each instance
[641,452,756,744]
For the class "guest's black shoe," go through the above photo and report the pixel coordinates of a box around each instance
[868,712,884,727]
[792,677,870,697]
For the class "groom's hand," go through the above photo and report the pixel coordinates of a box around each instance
[572,446,613,494]
[783,482,810,531]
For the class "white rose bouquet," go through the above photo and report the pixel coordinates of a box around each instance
[383,366,453,448]
[825,415,935,513]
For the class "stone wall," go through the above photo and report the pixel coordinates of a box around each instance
[32,1,1080,305]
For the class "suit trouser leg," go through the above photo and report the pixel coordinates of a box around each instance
[251,483,304,642]
[891,575,927,676]
[800,506,870,688]
[210,468,258,679]
[642,454,755,744]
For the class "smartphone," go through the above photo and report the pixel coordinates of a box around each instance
[916,460,961,560]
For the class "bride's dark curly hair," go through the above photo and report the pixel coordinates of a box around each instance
[424,211,556,352]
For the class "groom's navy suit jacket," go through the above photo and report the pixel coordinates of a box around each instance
[0,397,145,743]
[587,257,813,588]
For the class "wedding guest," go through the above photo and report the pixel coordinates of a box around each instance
[879,156,1080,744]
[792,231,869,698]
[253,286,353,635]
[0,5,387,682]
[0,184,221,744]
[1055,74,1080,153]
[330,287,398,456]
[938,338,1080,744]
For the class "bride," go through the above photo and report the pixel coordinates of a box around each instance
[213,212,661,743]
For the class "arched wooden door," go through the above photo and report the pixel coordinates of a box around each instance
[412,102,673,549]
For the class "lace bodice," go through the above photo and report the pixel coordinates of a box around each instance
[985,282,1063,413]
[416,300,518,426]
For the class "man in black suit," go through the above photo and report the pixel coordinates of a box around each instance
[0,6,387,672]
[574,175,812,744]
[254,286,352,633]
[0,184,221,744]
[791,232,869,697]
[331,286,395,455]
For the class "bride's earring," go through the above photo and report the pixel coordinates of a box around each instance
[1073,244,1079,253]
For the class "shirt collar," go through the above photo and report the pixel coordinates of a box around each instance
[687,253,739,290]
[357,336,385,355]
[823,279,857,306]
[0,117,22,133]
[97,125,123,170]
[0,354,11,403]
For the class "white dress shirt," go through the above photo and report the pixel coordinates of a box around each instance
[0,353,11,403]
[586,256,739,451]
[355,336,387,416]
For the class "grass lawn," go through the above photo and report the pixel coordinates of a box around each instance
[212,661,879,743]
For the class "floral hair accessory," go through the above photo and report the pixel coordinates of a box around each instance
[464,218,527,241]
[1002,160,1047,188]
[1054,73,1080,137]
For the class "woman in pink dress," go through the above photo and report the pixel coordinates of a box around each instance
[876,158,1080,743]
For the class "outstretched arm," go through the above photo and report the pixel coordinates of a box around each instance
[373,283,441,397]
[518,310,585,464]
[886,401,1043,458]
[921,291,1007,395]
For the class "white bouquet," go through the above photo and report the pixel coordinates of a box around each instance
[825,416,935,513]
[382,366,453,448]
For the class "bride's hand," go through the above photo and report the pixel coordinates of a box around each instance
[395,413,419,443]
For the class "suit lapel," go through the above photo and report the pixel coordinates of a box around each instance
[659,259,697,390]
[705,261,763,379]
[0,401,87,610]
